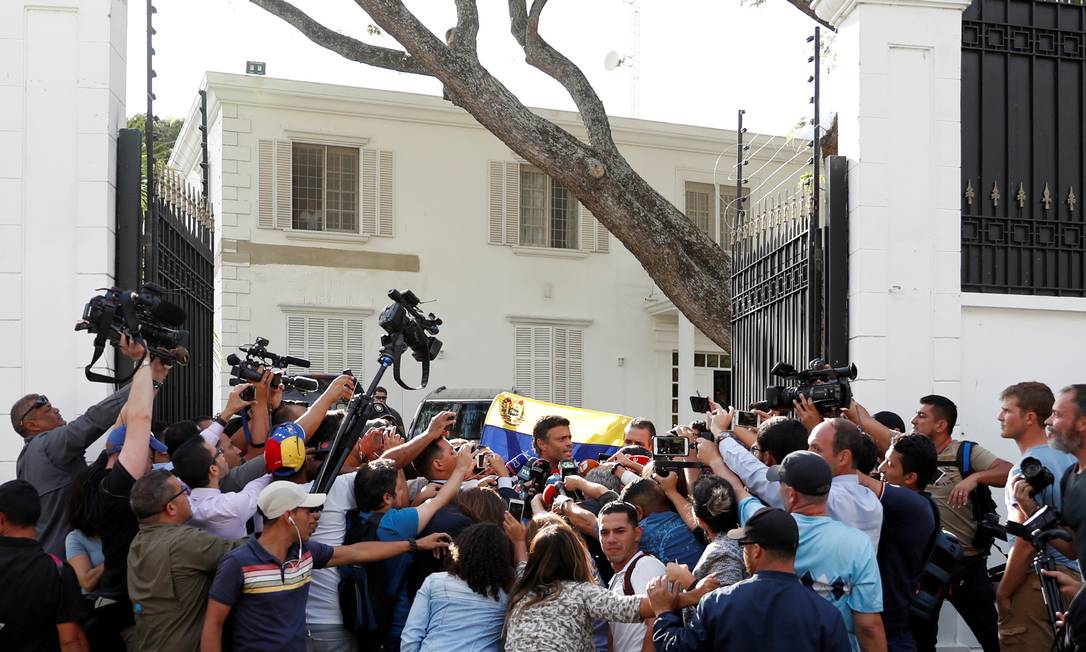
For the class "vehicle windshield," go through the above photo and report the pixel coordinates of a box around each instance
[410,400,490,440]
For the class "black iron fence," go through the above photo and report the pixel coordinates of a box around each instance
[961,0,1086,295]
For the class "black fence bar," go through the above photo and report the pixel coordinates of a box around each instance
[824,156,849,367]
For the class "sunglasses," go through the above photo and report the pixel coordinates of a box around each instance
[18,395,49,425]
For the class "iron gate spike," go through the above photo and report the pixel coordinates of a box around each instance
[965,180,975,206]
[990,181,1000,207]
[1042,183,1052,211]
[1069,187,1077,213]
[1016,182,1026,208]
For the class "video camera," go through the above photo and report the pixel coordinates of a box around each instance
[378,290,442,389]
[226,337,319,397]
[765,359,858,413]
[76,284,189,382]
[652,422,714,477]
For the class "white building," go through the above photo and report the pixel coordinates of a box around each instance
[169,72,807,429]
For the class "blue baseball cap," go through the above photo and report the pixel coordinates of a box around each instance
[104,424,169,455]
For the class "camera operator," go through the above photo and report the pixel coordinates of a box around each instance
[12,336,160,556]
[1045,386,1086,588]
[994,382,1080,652]
[713,409,883,549]
[912,394,1009,652]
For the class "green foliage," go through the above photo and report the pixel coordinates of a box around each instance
[126,114,184,172]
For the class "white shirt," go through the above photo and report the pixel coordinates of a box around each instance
[187,473,272,539]
[307,471,358,624]
[719,437,883,549]
[606,552,667,652]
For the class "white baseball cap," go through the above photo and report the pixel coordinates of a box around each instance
[258,481,326,519]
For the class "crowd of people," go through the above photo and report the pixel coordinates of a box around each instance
[4,335,1086,652]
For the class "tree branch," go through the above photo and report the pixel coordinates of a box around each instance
[249,0,431,75]
[451,0,479,53]
[508,0,618,158]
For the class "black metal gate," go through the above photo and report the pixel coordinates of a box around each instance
[962,0,1086,295]
[116,129,215,425]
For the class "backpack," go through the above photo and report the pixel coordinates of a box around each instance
[936,440,999,552]
[620,552,648,595]
[337,511,404,648]
[909,491,963,621]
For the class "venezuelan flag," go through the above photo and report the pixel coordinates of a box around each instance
[480,392,632,469]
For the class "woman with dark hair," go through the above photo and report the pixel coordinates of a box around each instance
[64,465,104,594]
[401,523,515,652]
[455,487,506,525]
[504,524,654,652]
[688,475,744,587]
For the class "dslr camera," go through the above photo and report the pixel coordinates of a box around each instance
[1020,456,1055,497]
[227,337,319,398]
[76,284,188,360]
[765,359,858,414]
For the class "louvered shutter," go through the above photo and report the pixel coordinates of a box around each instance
[275,141,293,229]
[531,326,552,402]
[257,140,274,229]
[286,315,306,365]
[325,318,346,375]
[566,328,584,407]
[504,162,520,246]
[578,203,609,253]
[378,150,393,236]
[488,161,521,246]
[361,149,377,235]
[553,328,568,405]
[514,326,532,395]
[595,219,610,253]
[306,318,327,372]
[345,319,366,374]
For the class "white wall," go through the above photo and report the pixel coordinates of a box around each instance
[0,0,127,482]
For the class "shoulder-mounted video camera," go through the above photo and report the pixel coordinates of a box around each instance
[227,337,319,398]
[378,289,442,390]
[765,359,858,414]
[76,284,189,383]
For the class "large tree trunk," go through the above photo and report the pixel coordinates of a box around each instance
[250,0,747,350]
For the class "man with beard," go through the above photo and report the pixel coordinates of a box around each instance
[1047,385,1086,566]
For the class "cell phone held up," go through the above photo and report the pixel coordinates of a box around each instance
[735,410,758,429]
[508,498,526,521]
[689,395,710,414]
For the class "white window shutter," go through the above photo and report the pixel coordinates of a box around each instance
[553,327,568,405]
[378,150,394,236]
[361,148,378,235]
[275,141,293,229]
[325,318,346,375]
[504,162,520,246]
[514,326,533,395]
[567,329,584,407]
[286,315,307,363]
[595,218,610,253]
[345,319,366,374]
[488,162,506,245]
[531,326,552,402]
[578,203,596,252]
[307,317,327,372]
[257,140,274,229]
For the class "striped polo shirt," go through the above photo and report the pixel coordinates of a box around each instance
[208,537,334,651]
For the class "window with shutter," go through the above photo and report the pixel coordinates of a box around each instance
[578,203,609,254]
[685,181,714,238]
[284,311,367,375]
[257,140,274,229]
[511,323,584,407]
[290,143,359,233]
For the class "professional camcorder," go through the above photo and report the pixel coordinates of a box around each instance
[76,284,189,382]
[379,290,442,363]
[765,359,858,413]
[226,337,319,396]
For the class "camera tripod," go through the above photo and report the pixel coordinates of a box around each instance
[1030,528,1073,652]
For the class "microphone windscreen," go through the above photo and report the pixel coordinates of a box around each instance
[150,299,187,326]
[292,376,319,392]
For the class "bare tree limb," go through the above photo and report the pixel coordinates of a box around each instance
[451,0,479,53]
[508,0,617,158]
[250,0,430,75]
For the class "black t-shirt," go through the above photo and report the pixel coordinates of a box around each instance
[876,483,936,634]
[1061,465,1086,565]
[0,536,89,652]
[86,461,140,598]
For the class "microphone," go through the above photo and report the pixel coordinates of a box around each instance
[291,376,319,392]
[226,353,242,366]
[149,298,187,326]
[281,355,311,368]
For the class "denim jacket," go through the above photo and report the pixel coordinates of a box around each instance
[400,572,508,652]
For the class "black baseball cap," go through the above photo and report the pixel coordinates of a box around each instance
[727,507,798,553]
[766,450,832,496]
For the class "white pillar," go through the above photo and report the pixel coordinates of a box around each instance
[811,0,967,415]
[677,314,695,425]
[0,0,127,481]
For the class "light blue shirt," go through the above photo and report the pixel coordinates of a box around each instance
[401,571,507,652]
[1007,444,1080,572]
[740,496,883,652]
[720,437,883,549]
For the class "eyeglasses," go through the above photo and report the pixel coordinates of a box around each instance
[750,444,762,455]
[214,447,225,460]
[168,485,191,503]
[18,395,49,425]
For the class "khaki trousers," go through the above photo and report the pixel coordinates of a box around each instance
[997,565,1080,651]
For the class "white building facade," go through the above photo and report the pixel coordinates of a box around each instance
[170,73,806,429]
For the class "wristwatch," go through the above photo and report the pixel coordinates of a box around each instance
[408,538,419,553]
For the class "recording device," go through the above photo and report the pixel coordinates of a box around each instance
[1020,456,1056,497]
[226,337,319,394]
[311,289,447,495]
[516,458,552,497]
[377,289,442,390]
[474,452,489,476]
[557,460,584,501]
[689,395,710,414]
[76,284,189,382]
[910,530,964,621]
[653,436,689,457]
[598,452,612,462]
[736,411,758,429]
[1007,506,1073,648]
[508,498,526,521]
[651,427,713,477]
[764,360,858,413]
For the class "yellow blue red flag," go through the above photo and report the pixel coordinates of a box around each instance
[481,392,632,467]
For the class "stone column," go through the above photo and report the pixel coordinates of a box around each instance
[811,0,968,415]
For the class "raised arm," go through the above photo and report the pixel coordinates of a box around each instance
[118,341,157,479]
[381,412,455,469]
[414,443,473,531]
[296,374,355,439]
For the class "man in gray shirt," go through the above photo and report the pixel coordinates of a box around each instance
[12,338,153,555]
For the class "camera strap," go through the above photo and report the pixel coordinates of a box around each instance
[84,295,142,385]
[391,355,429,391]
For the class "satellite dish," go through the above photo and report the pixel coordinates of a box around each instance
[604,51,625,71]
